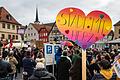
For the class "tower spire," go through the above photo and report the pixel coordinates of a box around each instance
[34,6,40,24]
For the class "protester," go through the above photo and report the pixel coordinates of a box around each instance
[12,47,21,79]
[0,53,13,79]
[69,49,82,80]
[29,61,55,80]
[6,51,18,80]
[2,48,9,59]
[91,60,116,80]
[57,51,71,80]
[33,47,39,60]
[55,47,62,64]
[22,51,36,80]
[36,51,45,64]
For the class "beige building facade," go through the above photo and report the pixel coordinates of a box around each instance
[114,21,120,39]
[0,23,21,40]
[49,22,68,44]
[0,7,21,41]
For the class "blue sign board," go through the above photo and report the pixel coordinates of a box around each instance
[54,45,60,55]
[46,45,52,54]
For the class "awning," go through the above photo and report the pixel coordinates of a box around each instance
[107,38,120,43]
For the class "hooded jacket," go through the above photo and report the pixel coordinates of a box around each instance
[91,69,116,80]
[29,68,55,80]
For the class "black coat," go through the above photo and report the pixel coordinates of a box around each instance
[0,60,12,78]
[29,68,55,80]
[22,57,36,77]
[57,56,71,80]
[69,56,82,80]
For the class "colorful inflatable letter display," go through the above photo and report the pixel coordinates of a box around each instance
[56,7,112,50]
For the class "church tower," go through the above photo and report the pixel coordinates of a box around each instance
[34,7,40,24]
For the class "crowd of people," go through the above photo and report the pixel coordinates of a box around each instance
[0,44,82,80]
[1,44,120,80]
[86,47,120,80]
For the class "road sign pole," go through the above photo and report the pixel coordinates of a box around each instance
[52,44,55,76]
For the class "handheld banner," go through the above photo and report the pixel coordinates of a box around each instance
[56,7,112,50]
[113,61,120,78]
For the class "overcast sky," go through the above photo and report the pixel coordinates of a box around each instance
[0,0,120,26]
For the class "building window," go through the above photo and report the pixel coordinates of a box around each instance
[16,35,18,40]
[44,33,45,36]
[8,35,11,39]
[1,34,5,39]
[2,23,5,28]
[31,28,33,30]
[7,24,10,29]
[34,33,36,36]
[28,28,30,30]
[119,29,120,34]
[16,25,19,29]
[12,25,15,30]
[25,34,27,38]
[31,33,33,36]
[28,34,30,36]
[12,35,15,39]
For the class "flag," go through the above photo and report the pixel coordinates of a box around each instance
[9,36,13,48]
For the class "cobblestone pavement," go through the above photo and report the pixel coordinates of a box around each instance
[14,72,23,80]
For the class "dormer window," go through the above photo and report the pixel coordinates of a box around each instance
[6,14,11,20]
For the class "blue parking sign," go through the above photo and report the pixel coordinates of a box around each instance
[46,45,52,54]
[54,45,60,55]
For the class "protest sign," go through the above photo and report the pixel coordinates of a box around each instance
[113,60,120,78]
[56,7,112,50]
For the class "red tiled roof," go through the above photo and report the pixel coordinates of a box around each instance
[31,23,44,31]
[0,7,20,25]
[44,22,56,34]
[31,23,53,33]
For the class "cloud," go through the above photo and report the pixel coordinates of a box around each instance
[0,0,119,26]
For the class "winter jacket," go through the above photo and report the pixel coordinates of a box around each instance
[22,57,36,77]
[29,68,55,80]
[69,56,82,80]
[0,60,12,78]
[57,56,71,80]
[6,56,18,74]
[91,69,117,80]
